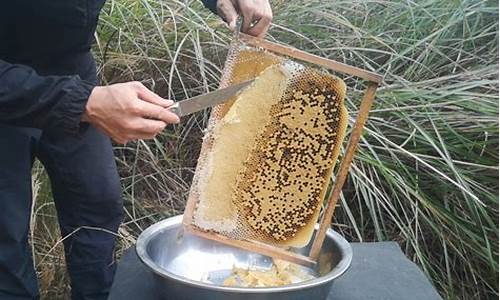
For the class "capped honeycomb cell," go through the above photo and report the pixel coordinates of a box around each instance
[189,45,348,248]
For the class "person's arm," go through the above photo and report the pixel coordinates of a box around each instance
[202,0,273,37]
[0,60,93,134]
[0,60,180,143]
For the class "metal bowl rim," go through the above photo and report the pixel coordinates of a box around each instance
[136,215,352,293]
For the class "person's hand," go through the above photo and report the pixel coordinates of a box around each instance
[216,0,272,37]
[82,81,180,144]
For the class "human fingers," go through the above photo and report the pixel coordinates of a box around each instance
[246,4,272,37]
[239,2,254,33]
[114,118,166,142]
[217,0,239,30]
[133,99,180,124]
[131,81,173,108]
[134,119,166,136]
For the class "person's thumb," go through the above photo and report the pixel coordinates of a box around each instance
[218,0,239,31]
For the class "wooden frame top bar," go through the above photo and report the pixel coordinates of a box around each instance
[238,33,383,84]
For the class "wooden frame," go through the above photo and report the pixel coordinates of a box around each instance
[183,33,382,267]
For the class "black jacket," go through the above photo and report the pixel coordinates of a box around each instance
[0,0,217,134]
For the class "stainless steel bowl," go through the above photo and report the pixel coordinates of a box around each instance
[136,215,352,300]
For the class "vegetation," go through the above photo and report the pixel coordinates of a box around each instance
[31,0,498,299]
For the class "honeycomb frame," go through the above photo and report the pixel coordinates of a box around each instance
[183,33,382,266]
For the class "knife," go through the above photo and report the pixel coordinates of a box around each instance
[168,80,254,117]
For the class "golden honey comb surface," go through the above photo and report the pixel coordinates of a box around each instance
[193,64,288,232]
[233,66,347,246]
[189,45,347,247]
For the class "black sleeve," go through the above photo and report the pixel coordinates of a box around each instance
[202,0,218,15]
[0,60,95,134]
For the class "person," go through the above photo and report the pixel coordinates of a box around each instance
[0,1,272,299]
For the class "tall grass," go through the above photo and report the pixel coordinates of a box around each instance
[31,0,498,299]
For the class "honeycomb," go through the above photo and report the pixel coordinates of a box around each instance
[188,43,347,247]
[221,259,315,287]
[216,46,284,116]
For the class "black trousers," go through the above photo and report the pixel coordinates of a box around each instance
[0,52,123,300]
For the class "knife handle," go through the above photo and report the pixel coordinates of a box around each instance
[168,102,181,117]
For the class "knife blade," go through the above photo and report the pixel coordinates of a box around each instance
[168,80,254,117]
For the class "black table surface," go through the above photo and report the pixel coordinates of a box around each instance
[109,242,442,300]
